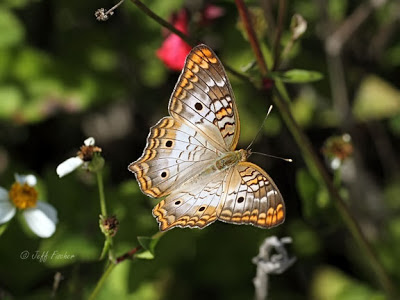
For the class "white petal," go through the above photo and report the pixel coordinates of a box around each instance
[15,174,37,186]
[330,157,341,170]
[56,157,84,178]
[0,188,16,224]
[84,137,95,146]
[342,133,351,142]
[23,202,58,238]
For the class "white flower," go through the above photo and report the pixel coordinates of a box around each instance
[56,137,97,178]
[0,174,58,238]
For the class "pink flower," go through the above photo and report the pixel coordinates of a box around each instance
[156,9,192,71]
[201,4,225,25]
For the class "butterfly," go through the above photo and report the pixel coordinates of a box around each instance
[129,44,285,231]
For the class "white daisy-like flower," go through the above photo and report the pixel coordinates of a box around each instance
[0,174,58,238]
[56,137,100,178]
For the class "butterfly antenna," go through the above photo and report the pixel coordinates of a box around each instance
[246,105,273,151]
[251,152,293,163]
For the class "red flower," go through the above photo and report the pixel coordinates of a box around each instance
[156,9,192,71]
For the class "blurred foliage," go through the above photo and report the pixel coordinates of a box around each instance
[0,0,400,299]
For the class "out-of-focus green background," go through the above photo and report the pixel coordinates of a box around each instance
[0,0,399,299]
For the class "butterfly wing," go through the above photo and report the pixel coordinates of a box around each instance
[152,161,285,231]
[152,170,230,231]
[217,162,285,228]
[168,44,240,152]
[130,45,285,231]
[130,44,239,198]
[129,116,218,198]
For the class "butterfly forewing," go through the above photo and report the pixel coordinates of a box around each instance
[168,45,240,152]
[129,116,218,198]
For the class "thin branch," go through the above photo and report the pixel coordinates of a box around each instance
[325,0,387,56]
[130,0,250,83]
[130,0,195,46]
[235,0,396,297]
[235,0,269,76]
[116,231,165,263]
[272,0,287,71]
[115,245,142,264]
[261,0,276,38]
[273,87,396,298]
[88,262,116,300]
[324,0,387,120]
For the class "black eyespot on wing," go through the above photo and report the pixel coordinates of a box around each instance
[195,102,203,110]
[238,196,244,203]
[165,140,173,147]
[199,206,205,212]
[175,200,181,205]
[161,171,167,178]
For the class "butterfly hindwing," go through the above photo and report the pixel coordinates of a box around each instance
[152,161,285,231]
[152,171,228,231]
[168,45,240,152]
[217,162,285,228]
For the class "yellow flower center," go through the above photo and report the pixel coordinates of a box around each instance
[9,182,38,209]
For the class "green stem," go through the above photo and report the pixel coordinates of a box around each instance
[99,237,113,261]
[90,231,166,299]
[88,261,116,300]
[96,171,115,260]
[96,171,107,217]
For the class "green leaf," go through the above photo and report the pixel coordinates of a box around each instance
[135,235,161,260]
[0,49,12,80]
[288,220,321,257]
[2,0,32,9]
[296,168,318,219]
[0,86,23,119]
[88,47,118,72]
[273,69,323,83]
[328,0,348,21]
[135,250,155,260]
[353,75,400,121]
[148,0,185,18]
[0,222,9,237]
[291,87,317,127]
[0,8,25,48]
[311,266,385,300]
[12,48,51,81]
[39,229,99,267]
[388,115,400,136]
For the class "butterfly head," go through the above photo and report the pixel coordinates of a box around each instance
[239,149,252,162]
